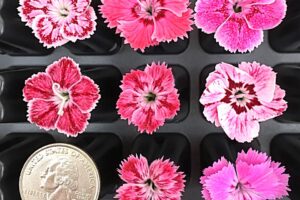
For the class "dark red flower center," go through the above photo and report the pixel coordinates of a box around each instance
[221,79,261,114]
[233,3,242,13]
[145,179,157,190]
[144,92,157,102]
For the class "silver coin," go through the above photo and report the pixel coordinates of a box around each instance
[19,143,101,200]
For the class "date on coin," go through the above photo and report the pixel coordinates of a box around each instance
[19,143,100,200]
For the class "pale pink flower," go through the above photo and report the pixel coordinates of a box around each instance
[200,62,287,142]
[117,62,180,134]
[100,0,193,52]
[195,0,287,53]
[116,155,185,200]
[200,149,290,200]
[23,57,100,137]
[18,0,97,48]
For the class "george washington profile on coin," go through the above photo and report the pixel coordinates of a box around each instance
[40,158,79,200]
[19,143,100,200]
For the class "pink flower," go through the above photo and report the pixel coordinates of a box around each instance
[18,0,97,48]
[117,62,180,134]
[194,0,287,53]
[116,155,185,200]
[200,149,290,200]
[23,57,100,137]
[100,0,193,52]
[200,62,287,142]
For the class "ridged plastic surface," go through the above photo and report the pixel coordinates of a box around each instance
[0,0,299,199]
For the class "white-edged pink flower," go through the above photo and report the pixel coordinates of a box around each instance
[18,0,97,48]
[200,148,290,200]
[100,0,193,52]
[195,0,287,53]
[117,62,180,134]
[116,155,185,200]
[200,62,287,142]
[23,57,100,137]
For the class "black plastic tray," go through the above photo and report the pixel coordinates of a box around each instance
[0,0,300,199]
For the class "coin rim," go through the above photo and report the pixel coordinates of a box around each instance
[19,143,101,200]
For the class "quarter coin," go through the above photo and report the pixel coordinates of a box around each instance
[19,143,100,200]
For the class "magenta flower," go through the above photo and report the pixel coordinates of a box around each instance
[117,62,180,134]
[200,62,287,142]
[100,0,193,52]
[23,57,100,137]
[195,0,287,53]
[200,149,290,200]
[116,155,185,200]
[18,0,97,48]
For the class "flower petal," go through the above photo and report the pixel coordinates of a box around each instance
[200,78,227,105]
[144,63,175,91]
[74,0,91,13]
[115,184,147,200]
[152,9,193,43]
[144,63,181,120]
[100,0,138,29]
[119,155,149,183]
[244,0,287,30]
[160,0,190,16]
[240,0,275,5]
[46,57,81,90]
[200,157,229,200]
[118,19,158,52]
[203,163,237,200]
[155,91,180,120]
[201,157,229,179]
[70,76,100,113]
[120,70,149,91]
[18,0,50,26]
[149,158,185,199]
[236,160,289,199]
[215,16,264,53]
[236,148,268,165]
[32,15,69,48]
[217,103,260,142]
[250,85,287,121]
[203,102,221,127]
[117,90,139,123]
[194,0,231,33]
[239,62,276,102]
[214,62,254,85]
[62,7,97,42]
[56,103,90,136]
[131,107,165,134]
[23,72,54,102]
[28,99,59,131]
[269,161,290,197]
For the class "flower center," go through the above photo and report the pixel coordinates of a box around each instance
[231,87,251,107]
[221,80,261,114]
[144,92,157,102]
[234,90,245,101]
[233,3,242,13]
[135,0,161,19]
[49,0,72,20]
[235,182,242,190]
[59,7,70,18]
[145,179,157,190]
[52,83,70,116]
